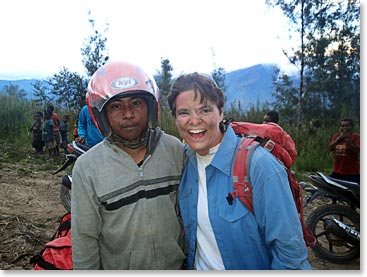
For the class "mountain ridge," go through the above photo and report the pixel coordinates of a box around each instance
[0,63,280,111]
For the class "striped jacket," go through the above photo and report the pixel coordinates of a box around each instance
[71,131,186,269]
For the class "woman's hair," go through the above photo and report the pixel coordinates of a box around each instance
[168,72,225,116]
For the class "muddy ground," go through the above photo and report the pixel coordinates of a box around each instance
[0,146,360,270]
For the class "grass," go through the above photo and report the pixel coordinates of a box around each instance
[0,94,351,177]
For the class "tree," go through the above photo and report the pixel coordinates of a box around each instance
[31,80,53,107]
[266,0,315,128]
[81,15,110,77]
[46,67,88,110]
[304,0,360,121]
[211,67,227,93]
[44,14,110,111]
[155,58,173,111]
[0,83,26,99]
[266,0,360,128]
[272,72,299,125]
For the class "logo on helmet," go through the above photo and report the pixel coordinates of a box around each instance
[110,77,139,89]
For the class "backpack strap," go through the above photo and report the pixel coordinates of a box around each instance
[54,213,71,238]
[30,250,60,270]
[226,137,259,213]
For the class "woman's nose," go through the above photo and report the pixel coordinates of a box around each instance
[189,112,202,124]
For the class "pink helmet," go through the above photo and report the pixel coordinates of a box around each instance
[87,61,160,137]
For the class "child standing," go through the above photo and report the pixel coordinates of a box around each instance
[42,112,55,160]
[30,111,44,154]
[73,123,79,140]
[60,114,70,153]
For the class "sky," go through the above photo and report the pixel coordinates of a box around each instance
[0,0,362,81]
[0,0,299,80]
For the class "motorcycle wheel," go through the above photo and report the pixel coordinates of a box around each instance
[307,204,359,264]
[60,185,71,213]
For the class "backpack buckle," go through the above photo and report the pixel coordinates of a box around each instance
[264,139,275,152]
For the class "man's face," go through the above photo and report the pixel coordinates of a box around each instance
[105,97,148,142]
[263,115,272,123]
[340,120,352,134]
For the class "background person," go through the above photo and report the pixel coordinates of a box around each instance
[71,61,186,269]
[328,117,360,184]
[46,104,61,155]
[30,111,44,154]
[42,111,55,160]
[263,110,279,124]
[59,114,70,153]
[167,72,311,270]
[75,104,103,147]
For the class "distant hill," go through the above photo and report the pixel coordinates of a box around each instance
[224,64,279,111]
[0,64,280,111]
[0,79,43,99]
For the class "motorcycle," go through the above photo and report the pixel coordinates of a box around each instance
[53,141,91,212]
[301,172,360,264]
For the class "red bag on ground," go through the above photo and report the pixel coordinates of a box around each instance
[30,213,73,270]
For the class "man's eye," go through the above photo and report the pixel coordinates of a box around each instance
[109,103,121,110]
[131,100,141,107]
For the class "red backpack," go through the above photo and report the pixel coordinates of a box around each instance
[30,213,73,270]
[226,121,316,247]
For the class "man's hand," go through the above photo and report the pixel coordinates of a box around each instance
[75,137,85,144]
[340,131,351,138]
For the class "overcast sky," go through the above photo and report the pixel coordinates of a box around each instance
[0,0,358,81]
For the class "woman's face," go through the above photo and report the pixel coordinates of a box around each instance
[174,89,223,156]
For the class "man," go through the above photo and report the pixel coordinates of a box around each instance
[71,61,186,269]
[263,110,279,124]
[328,117,360,184]
[75,104,103,147]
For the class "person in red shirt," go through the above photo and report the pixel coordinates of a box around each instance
[328,117,360,184]
[46,104,61,155]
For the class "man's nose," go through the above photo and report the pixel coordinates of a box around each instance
[122,106,135,118]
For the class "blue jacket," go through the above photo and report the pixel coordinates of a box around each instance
[77,105,103,146]
[179,126,311,270]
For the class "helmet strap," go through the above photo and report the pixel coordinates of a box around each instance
[109,128,150,150]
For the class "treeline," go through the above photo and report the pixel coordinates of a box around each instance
[0,92,349,176]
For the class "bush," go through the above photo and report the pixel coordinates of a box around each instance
[0,95,356,176]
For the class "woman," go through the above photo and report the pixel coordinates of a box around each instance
[167,72,311,270]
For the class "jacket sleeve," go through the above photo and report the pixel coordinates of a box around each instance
[251,148,311,269]
[71,157,102,269]
[77,107,87,139]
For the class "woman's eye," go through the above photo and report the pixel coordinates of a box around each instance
[177,110,189,116]
[200,107,212,114]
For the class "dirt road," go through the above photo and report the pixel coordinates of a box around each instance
[0,151,360,270]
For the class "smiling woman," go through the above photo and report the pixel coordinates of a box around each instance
[167,72,312,270]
